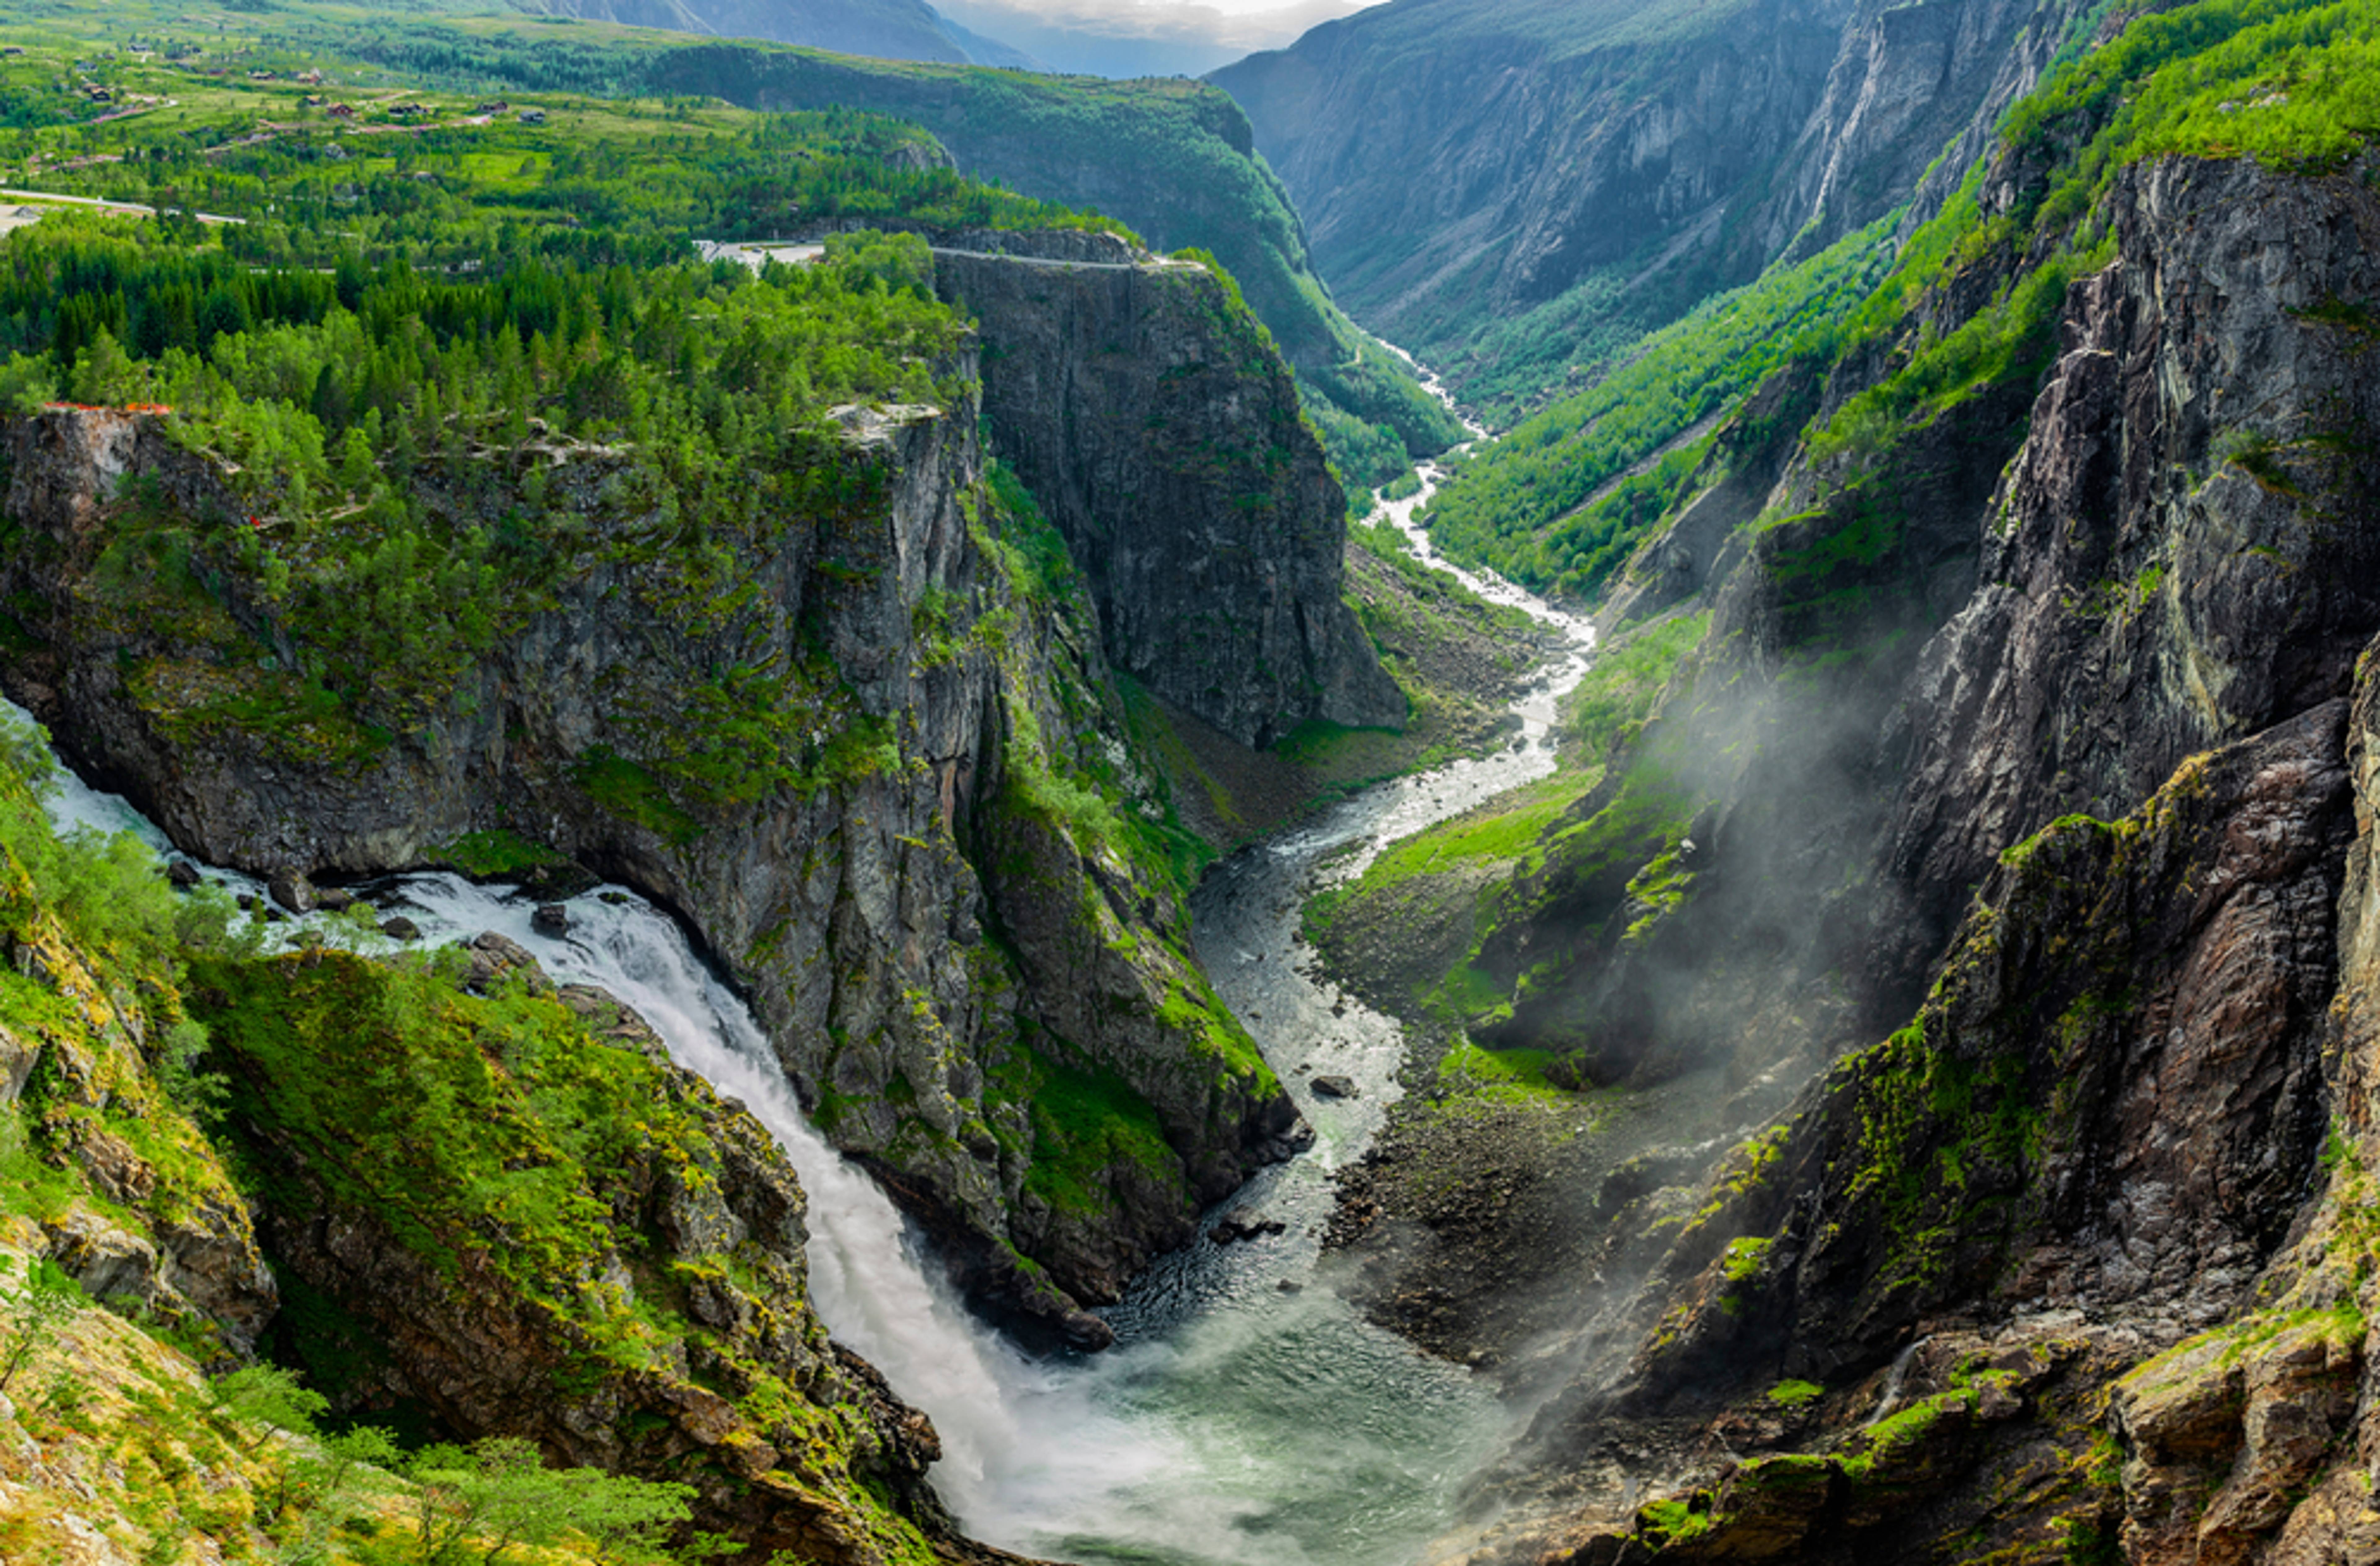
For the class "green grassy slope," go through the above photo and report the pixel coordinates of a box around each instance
[1417,220,1896,598]
[150,1,1468,481]
[1419,0,2380,602]
[519,0,1029,68]
[634,47,1468,479]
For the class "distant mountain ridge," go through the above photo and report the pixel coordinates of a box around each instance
[931,0,1364,79]
[643,43,1467,471]
[1212,0,2096,413]
[524,0,1039,67]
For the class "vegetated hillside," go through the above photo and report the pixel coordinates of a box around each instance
[79,0,1462,487]
[1213,0,2101,419]
[0,64,1401,1359]
[1304,0,2380,1558]
[631,48,1466,484]
[201,0,1468,487]
[0,720,964,1563]
[1418,218,1898,600]
[524,0,1036,67]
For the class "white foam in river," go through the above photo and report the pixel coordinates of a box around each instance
[2,358,1602,1561]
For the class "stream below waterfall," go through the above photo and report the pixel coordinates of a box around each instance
[21,438,1595,1566]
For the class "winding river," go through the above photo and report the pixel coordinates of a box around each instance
[24,447,1592,1565]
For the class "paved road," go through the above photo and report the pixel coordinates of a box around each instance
[927,245,1201,272]
[3,200,1200,271]
[0,187,245,225]
[700,236,1201,274]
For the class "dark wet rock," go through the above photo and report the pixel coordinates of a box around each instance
[1209,1209,1287,1245]
[311,885,353,911]
[1255,1121,1316,1165]
[1058,1309,1116,1352]
[379,915,421,942]
[267,869,315,913]
[1310,1074,1358,1100]
[165,858,200,887]
[517,861,601,902]
[530,902,571,937]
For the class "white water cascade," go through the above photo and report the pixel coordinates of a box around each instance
[12,360,1605,1564]
[26,734,1184,1554]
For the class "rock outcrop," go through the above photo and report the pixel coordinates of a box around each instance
[201,943,968,1565]
[0,249,1321,1344]
[937,234,1405,744]
[0,811,277,1361]
[1866,153,2380,1011]
[1601,701,2348,1414]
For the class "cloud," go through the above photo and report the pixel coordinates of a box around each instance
[935,0,1373,77]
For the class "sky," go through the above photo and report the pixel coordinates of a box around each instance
[973,0,1378,25]
[936,0,1388,76]
[1100,0,1373,19]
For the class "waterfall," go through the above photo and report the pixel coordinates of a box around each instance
[1867,1336,1932,1426]
[2,417,1592,1563]
[16,715,1238,1558]
[366,875,1199,1543]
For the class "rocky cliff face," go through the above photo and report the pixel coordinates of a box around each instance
[1731,0,2095,267]
[653,47,1467,460]
[937,234,1404,745]
[202,939,972,1565]
[0,250,1328,1347]
[0,821,277,1362]
[1319,150,2380,1562]
[1214,0,1846,332]
[1444,687,2368,1566]
[1211,0,2092,399]
[1865,153,2380,1011]
[1471,152,2380,1090]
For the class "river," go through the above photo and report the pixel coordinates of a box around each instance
[22,450,1591,1566]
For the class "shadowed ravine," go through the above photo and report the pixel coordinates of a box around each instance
[18,450,1591,1565]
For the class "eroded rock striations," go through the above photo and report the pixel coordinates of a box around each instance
[1324,150,2380,1563]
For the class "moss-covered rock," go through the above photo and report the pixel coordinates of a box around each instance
[0,785,275,1362]
[198,943,957,1564]
[0,269,1309,1342]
